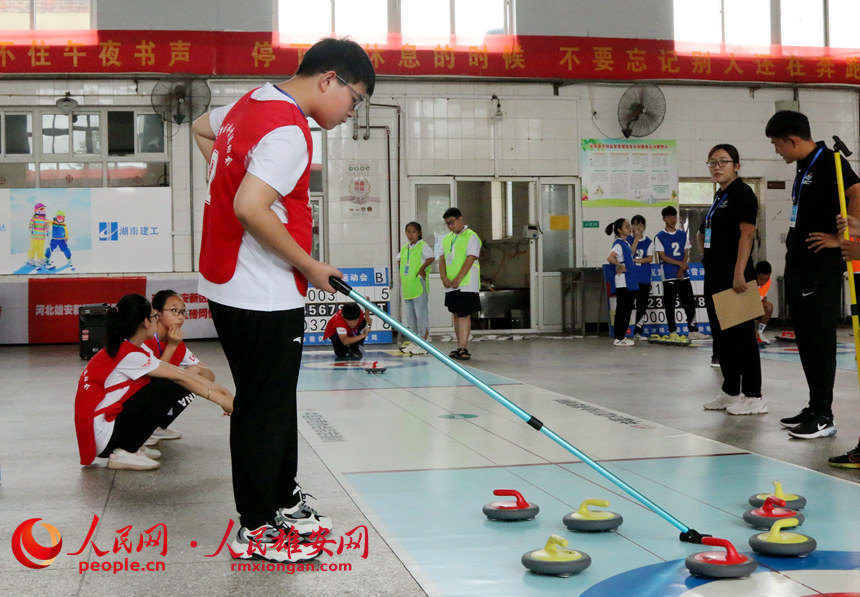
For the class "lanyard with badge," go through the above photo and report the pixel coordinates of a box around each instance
[703,190,729,248]
[404,243,413,274]
[790,146,824,228]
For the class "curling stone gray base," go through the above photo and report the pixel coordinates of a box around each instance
[521,551,591,577]
[482,503,539,521]
[749,534,817,557]
[562,512,623,532]
[685,554,757,578]
[743,510,804,529]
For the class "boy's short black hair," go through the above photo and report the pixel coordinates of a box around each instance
[443,207,462,220]
[755,260,772,275]
[341,303,361,320]
[661,206,677,217]
[296,37,375,96]
[765,110,812,140]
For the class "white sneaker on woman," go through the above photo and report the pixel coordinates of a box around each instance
[613,338,634,347]
[702,391,740,410]
[138,446,161,460]
[106,448,159,470]
[726,396,768,415]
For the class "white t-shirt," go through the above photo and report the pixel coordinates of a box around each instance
[436,226,482,293]
[93,350,160,455]
[610,243,628,289]
[198,83,311,311]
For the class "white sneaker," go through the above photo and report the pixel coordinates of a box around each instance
[275,486,333,537]
[727,396,768,415]
[106,448,159,471]
[150,426,182,440]
[137,446,161,460]
[143,436,160,447]
[229,524,320,563]
[613,338,635,347]
[689,331,707,340]
[703,391,740,410]
[406,342,428,355]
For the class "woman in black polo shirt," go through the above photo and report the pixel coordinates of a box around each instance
[698,144,765,415]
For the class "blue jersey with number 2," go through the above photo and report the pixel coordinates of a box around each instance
[656,229,688,280]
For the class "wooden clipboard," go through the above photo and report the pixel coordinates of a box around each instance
[711,282,765,330]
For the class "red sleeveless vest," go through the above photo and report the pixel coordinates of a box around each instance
[198,87,313,295]
[74,342,152,465]
[143,336,186,366]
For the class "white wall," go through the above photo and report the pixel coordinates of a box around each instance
[515,0,673,39]
[95,0,274,31]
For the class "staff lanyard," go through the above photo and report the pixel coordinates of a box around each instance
[792,146,824,205]
[153,334,163,357]
[705,190,729,229]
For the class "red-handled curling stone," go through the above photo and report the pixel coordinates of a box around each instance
[748,480,806,510]
[364,361,387,374]
[482,489,540,521]
[743,496,804,530]
[749,518,817,557]
[685,536,757,578]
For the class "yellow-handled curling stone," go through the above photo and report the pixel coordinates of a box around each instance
[749,518,817,557]
[482,489,540,521]
[563,498,623,532]
[743,496,804,529]
[521,535,592,577]
[748,480,806,510]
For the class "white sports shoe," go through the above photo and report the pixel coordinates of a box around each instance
[229,524,320,563]
[275,486,333,537]
[150,426,182,440]
[726,396,768,415]
[143,436,160,447]
[106,448,159,471]
[613,338,635,347]
[702,391,741,410]
[137,446,161,460]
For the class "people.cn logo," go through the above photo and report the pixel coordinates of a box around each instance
[11,518,63,569]
[98,221,119,241]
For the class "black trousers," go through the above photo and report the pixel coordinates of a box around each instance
[704,273,761,397]
[330,321,366,358]
[99,378,192,457]
[613,287,635,340]
[209,300,304,530]
[633,283,651,330]
[785,267,842,417]
[663,278,697,332]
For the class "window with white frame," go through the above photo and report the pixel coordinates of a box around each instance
[828,0,860,48]
[781,0,823,47]
[277,0,506,45]
[0,108,168,188]
[0,0,91,30]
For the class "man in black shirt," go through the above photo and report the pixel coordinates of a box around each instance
[766,110,860,440]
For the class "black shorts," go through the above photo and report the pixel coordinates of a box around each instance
[444,290,481,317]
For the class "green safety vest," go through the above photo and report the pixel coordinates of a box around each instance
[399,240,429,300]
[442,228,480,288]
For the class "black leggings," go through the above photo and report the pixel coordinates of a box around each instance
[330,321,367,358]
[663,278,697,332]
[99,377,193,457]
[633,284,651,330]
[613,287,635,341]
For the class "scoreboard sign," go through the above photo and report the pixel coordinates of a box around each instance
[304,267,392,346]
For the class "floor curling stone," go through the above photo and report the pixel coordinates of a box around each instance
[521,535,591,577]
[563,498,623,532]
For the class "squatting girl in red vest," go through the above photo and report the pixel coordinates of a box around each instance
[141,289,217,445]
[74,293,233,471]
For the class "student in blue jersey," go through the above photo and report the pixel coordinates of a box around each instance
[606,218,637,347]
[397,221,435,355]
[627,214,654,338]
[654,206,699,342]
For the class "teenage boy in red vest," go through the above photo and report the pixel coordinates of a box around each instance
[192,38,374,564]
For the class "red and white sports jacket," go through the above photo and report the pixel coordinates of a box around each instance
[198,87,313,295]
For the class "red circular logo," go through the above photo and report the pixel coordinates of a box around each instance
[11,518,63,569]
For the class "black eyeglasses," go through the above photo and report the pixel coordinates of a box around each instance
[165,307,187,317]
[335,74,366,109]
[146,313,160,322]
[706,159,734,169]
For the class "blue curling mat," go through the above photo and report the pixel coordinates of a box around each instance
[299,349,517,391]
[343,454,860,597]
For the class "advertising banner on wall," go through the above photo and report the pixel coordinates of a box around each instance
[0,188,172,275]
[340,162,382,219]
[28,276,147,344]
[604,263,710,338]
[580,139,678,208]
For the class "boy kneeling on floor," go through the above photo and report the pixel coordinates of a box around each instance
[323,302,372,359]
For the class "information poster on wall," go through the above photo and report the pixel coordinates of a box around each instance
[340,162,382,218]
[0,187,172,274]
[581,139,678,207]
[304,267,392,346]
